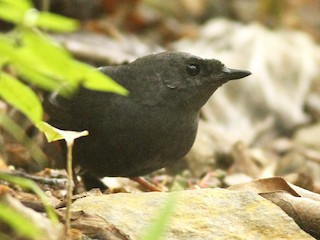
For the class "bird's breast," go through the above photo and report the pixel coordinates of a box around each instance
[78,106,200,177]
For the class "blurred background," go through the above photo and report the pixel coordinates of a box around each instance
[1,0,320,192]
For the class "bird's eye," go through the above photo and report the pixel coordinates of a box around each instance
[186,64,200,76]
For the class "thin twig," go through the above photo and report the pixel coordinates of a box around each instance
[0,170,67,187]
[65,141,74,236]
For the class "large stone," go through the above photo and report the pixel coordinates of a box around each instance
[71,188,313,239]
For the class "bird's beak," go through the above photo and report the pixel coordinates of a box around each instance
[218,66,251,82]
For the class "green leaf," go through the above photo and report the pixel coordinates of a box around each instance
[36,12,79,32]
[77,62,129,95]
[0,72,42,124]
[15,64,63,91]
[0,172,58,223]
[38,121,88,143]
[0,0,78,32]
[19,30,80,83]
[0,35,58,90]
[18,30,127,95]
[0,4,24,24]
[0,32,71,92]
[0,202,43,239]
[0,0,33,25]
[0,28,127,96]
[37,122,64,142]
[0,0,32,11]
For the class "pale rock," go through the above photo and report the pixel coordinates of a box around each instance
[71,188,313,240]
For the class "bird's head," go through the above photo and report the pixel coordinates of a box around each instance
[106,52,251,111]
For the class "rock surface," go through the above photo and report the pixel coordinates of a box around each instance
[71,188,313,239]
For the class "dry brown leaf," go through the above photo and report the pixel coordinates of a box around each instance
[228,177,320,238]
[261,191,320,239]
[228,176,300,196]
[288,183,320,202]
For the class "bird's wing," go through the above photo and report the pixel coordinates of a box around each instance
[43,90,77,131]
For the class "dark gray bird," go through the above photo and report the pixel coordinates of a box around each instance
[45,51,251,180]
